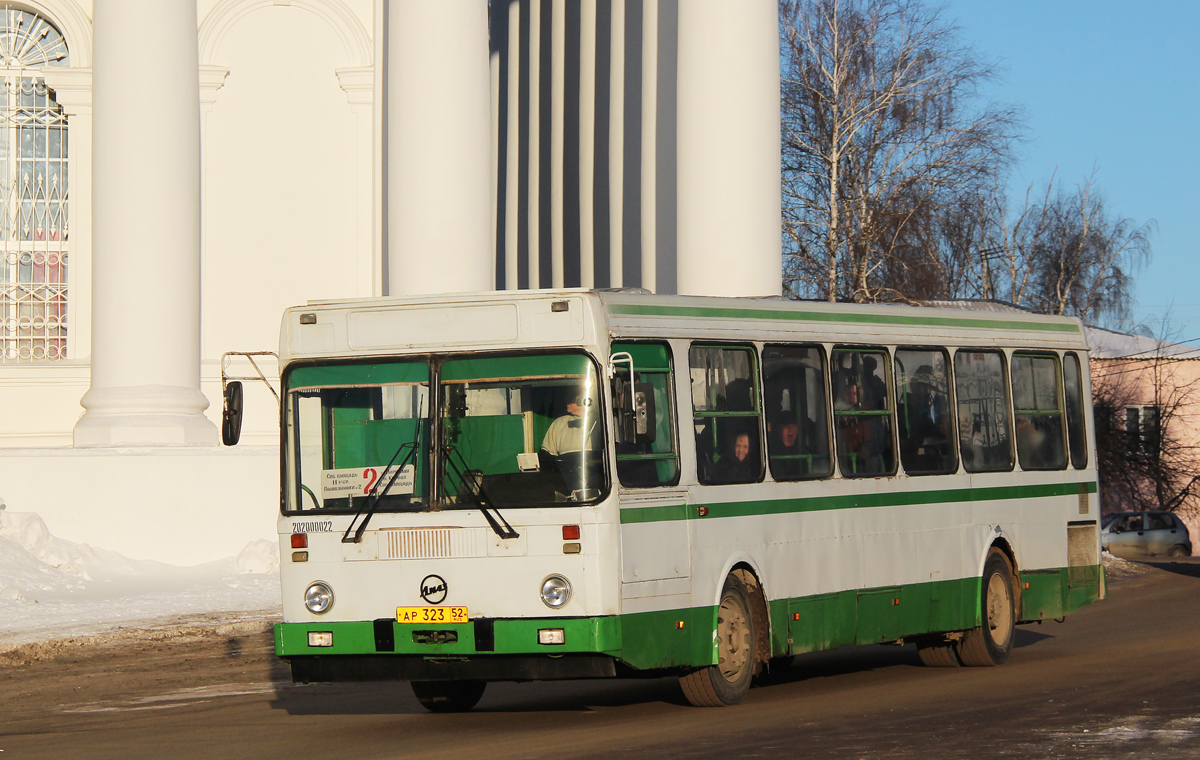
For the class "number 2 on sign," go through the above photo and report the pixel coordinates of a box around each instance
[362,467,378,494]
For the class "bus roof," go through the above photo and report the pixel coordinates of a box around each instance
[279,289,1088,364]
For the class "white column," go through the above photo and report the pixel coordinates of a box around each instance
[676,0,781,297]
[549,0,566,288]
[503,0,523,290]
[387,0,492,295]
[527,0,542,289]
[640,0,658,293]
[489,24,502,289]
[578,0,597,288]
[74,0,217,447]
[608,0,625,288]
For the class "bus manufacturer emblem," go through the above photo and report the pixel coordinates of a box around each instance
[420,574,448,605]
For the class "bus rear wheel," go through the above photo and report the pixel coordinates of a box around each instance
[411,680,487,712]
[957,550,1015,667]
[680,574,756,707]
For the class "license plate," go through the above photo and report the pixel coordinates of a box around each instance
[396,606,469,624]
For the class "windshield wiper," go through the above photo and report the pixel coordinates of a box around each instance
[342,425,423,544]
[440,444,520,540]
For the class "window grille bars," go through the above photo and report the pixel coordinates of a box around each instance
[0,7,69,363]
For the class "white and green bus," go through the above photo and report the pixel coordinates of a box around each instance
[268,290,1104,710]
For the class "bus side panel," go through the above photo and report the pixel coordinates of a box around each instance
[617,605,717,670]
[780,575,977,656]
[782,592,854,655]
[1020,568,1067,621]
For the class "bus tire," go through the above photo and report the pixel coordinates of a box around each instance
[679,574,756,707]
[916,641,960,667]
[957,550,1015,667]
[411,680,487,712]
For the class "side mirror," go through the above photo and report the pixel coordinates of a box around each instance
[629,382,656,444]
[222,381,243,446]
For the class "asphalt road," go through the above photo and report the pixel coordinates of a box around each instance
[3,558,1199,760]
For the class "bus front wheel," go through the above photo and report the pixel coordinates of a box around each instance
[680,574,756,707]
[957,550,1015,667]
[411,680,487,712]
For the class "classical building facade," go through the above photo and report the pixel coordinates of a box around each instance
[0,0,780,562]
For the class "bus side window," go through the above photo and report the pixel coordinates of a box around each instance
[611,341,680,488]
[894,348,956,476]
[690,345,763,485]
[954,350,1013,473]
[1063,353,1089,469]
[1011,353,1067,471]
[762,344,832,480]
[831,348,896,477]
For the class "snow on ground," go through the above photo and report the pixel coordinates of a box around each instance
[0,498,280,647]
[1102,550,1149,579]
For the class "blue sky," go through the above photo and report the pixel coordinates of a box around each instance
[943,1,1200,339]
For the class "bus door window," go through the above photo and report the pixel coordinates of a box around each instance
[690,345,763,485]
[954,350,1014,473]
[762,344,832,480]
[895,348,957,476]
[1011,353,1067,470]
[611,341,681,488]
[831,348,895,477]
[1063,353,1089,469]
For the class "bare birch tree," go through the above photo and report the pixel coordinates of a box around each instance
[780,0,1017,302]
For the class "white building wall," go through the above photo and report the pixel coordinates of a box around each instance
[198,0,375,445]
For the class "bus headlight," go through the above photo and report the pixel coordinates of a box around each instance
[540,575,572,609]
[304,581,334,614]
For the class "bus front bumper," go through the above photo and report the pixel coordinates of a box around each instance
[276,616,625,682]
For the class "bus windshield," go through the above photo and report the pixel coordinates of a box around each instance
[286,360,431,513]
[284,352,607,513]
[439,352,607,507]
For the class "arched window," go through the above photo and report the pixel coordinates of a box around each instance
[0,6,68,362]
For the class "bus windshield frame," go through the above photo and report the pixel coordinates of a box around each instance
[281,350,609,515]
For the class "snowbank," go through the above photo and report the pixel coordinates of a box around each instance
[0,497,281,646]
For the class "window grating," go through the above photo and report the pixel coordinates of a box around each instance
[0,7,68,363]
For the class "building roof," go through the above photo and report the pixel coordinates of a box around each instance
[1085,326,1200,360]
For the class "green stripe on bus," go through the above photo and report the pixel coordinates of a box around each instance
[619,480,1097,524]
[608,304,1081,333]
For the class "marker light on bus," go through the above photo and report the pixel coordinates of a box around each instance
[540,575,572,608]
[308,631,333,647]
[562,525,580,540]
[304,581,335,614]
[291,534,307,549]
[538,628,566,645]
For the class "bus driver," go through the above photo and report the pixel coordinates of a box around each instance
[540,389,601,494]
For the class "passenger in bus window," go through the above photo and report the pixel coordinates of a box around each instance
[768,410,811,479]
[713,431,759,483]
[834,374,860,411]
[861,355,888,410]
[901,365,953,472]
[1016,415,1064,469]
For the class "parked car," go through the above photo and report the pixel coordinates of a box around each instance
[1101,511,1193,558]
